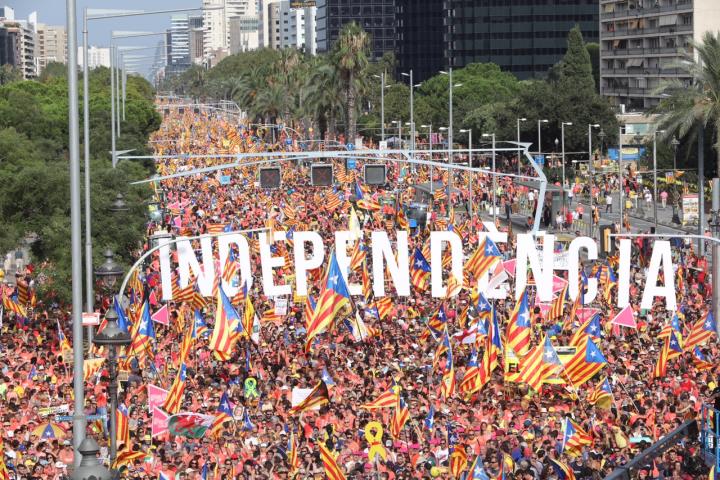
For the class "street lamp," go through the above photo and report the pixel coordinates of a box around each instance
[460,128,473,218]
[483,133,497,223]
[560,122,573,206]
[109,194,129,213]
[372,72,386,142]
[653,129,666,229]
[671,136,680,171]
[439,126,452,213]
[440,69,463,164]
[94,250,124,291]
[400,70,417,153]
[69,437,114,480]
[422,124,434,199]
[588,124,601,237]
[92,308,132,468]
[537,119,549,155]
[517,118,527,175]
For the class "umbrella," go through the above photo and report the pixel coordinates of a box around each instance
[32,422,66,440]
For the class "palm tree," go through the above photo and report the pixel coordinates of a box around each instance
[301,56,344,139]
[332,22,370,143]
[652,32,720,175]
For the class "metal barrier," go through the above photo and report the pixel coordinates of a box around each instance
[702,404,720,473]
[605,419,699,479]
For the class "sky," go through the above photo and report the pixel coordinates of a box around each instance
[9,1,200,46]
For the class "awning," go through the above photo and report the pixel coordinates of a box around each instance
[626,58,644,68]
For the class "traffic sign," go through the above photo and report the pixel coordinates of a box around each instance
[55,413,106,422]
[82,312,100,326]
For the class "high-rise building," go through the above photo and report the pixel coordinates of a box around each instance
[189,15,205,64]
[315,0,396,59]
[35,24,67,73]
[203,0,260,60]
[1,19,36,78]
[169,14,191,66]
[77,46,110,69]
[442,0,599,81]
[0,6,14,21]
[600,0,720,112]
[395,0,444,83]
[0,25,17,66]
[259,0,316,53]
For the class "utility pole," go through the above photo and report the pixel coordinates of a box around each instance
[710,178,720,335]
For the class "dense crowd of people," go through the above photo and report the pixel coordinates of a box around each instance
[0,104,716,480]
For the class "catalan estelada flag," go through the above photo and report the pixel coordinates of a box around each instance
[192,309,209,338]
[112,447,146,469]
[549,285,569,320]
[667,330,683,360]
[162,363,187,414]
[289,380,329,415]
[549,458,576,480]
[569,314,603,346]
[319,442,346,480]
[506,290,531,355]
[449,444,468,478]
[0,436,8,480]
[441,339,456,399]
[479,308,502,388]
[561,418,593,457]
[465,236,502,280]
[221,249,239,284]
[117,404,130,447]
[287,431,300,474]
[209,284,242,357]
[389,397,410,439]
[516,335,561,392]
[129,300,155,360]
[587,377,614,409]
[305,252,351,350]
[684,312,715,351]
[693,347,713,371]
[562,335,606,385]
[459,348,481,395]
[410,248,431,292]
[2,292,26,317]
[209,391,234,436]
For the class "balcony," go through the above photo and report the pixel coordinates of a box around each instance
[602,86,663,97]
[601,23,692,38]
[601,67,691,76]
[600,3,693,20]
[600,46,688,57]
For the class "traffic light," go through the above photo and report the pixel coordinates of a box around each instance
[364,165,386,185]
[311,164,333,186]
[259,167,281,189]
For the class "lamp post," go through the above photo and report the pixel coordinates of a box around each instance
[440,69,462,165]
[372,72,385,142]
[619,126,625,233]
[671,136,680,171]
[93,251,128,467]
[560,122,572,206]
[593,129,606,238]
[400,70,418,154]
[483,133,496,223]
[66,0,87,466]
[422,124,433,204]
[460,128,472,218]
[439,126,451,213]
[537,119,549,156]
[653,129,665,228]
[517,117,527,175]
[586,124,600,234]
[91,308,131,469]
[69,437,114,480]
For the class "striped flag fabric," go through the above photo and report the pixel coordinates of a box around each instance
[459,348,481,395]
[349,241,367,272]
[221,250,239,284]
[465,237,502,280]
[654,336,671,378]
[569,314,603,346]
[562,335,606,385]
[549,458,576,480]
[209,285,242,357]
[506,290,531,356]
[467,453,491,479]
[693,347,714,371]
[289,380,330,415]
[587,377,614,409]
[441,339,456,399]
[375,297,393,320]
[112,447,146,469]
[449,444,468,478]
[287,431,300,474]
[410,248,431,292]
[129,301,155,360]
[362,262,373,301]
[117,404,130,447]
[516,336,562,392]
[0,436,9,480]
[684,312,715,351]
[192,309,209,338]
[82,358,105,382]
[162,363,187,414]
[549,285,569,320]
[361,381,400,410]
[561,418,593,457]
[667,330,684,360]
[319,442,346,480]
[208,391,234,436]
[305,252,351,350]
[389,397,410,439]
[478,308,502,388]
[2,293,26,317]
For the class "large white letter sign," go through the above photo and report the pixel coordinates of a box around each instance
[258,231,291,297]
[568,236,597,304]
[515,234,555,301]
[430,231,463,298]
[293,231,325,296]
[218,234,252,297]
[334,231,362,296]
[177,237,215,296]
[159,236,174,301]
[371,231,410,297]
[617,239,632,308]
[640,240,677,311]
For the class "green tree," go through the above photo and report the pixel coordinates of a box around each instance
[0,64,21,85]
[333,22,370,143]
[38,62,67,83]
[585,43,600,93]
[652,31,720,176]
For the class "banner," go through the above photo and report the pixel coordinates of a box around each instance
[167,412,216,439]
[608,147,645,161]
[152,407,169,437]
[148,384,169,414]
[682,194,699,225]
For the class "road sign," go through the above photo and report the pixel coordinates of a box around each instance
[347,159,357,169]
[55,413,106,423]
[82,312,100,326]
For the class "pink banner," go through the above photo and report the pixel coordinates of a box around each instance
[151,305,169,325]
[148,384,169,414]
[152,406,169,437]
